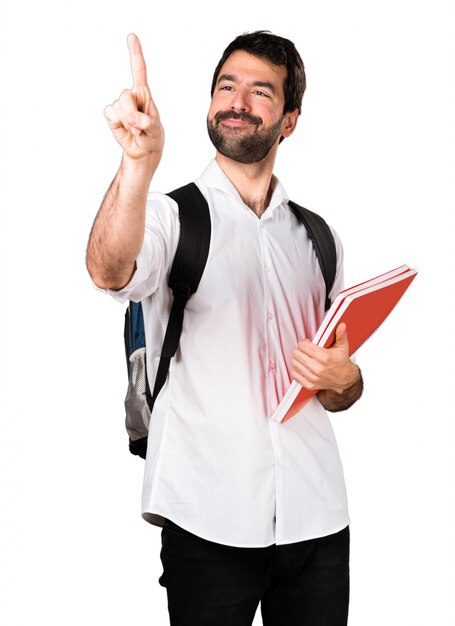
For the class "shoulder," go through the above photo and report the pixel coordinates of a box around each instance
[288,200,344,263]
[328,224,344,266]
[145,190,179,228]
[141,190,182,258]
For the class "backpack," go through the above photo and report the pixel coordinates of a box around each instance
[124,182,337,459]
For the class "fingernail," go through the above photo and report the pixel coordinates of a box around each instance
[131,127,141,136]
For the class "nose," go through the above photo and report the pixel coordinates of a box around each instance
[228,87,251,113]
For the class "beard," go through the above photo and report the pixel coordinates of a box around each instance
[207,110,285,164]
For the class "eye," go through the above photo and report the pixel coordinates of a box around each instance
[253,90,270,98]
[220,85,234,91]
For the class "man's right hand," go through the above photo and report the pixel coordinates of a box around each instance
[104,33,164,170]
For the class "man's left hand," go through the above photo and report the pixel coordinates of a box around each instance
[291,323,363,411]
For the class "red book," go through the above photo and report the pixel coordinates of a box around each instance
[271,265,418,423]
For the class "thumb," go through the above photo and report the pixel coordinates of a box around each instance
[334,322,349,349]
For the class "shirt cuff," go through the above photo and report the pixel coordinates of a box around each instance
[93,250,151,304]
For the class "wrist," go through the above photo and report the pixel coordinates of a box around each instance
[120,151,158,183]
[318,366,363,412]
[334,362,360,395]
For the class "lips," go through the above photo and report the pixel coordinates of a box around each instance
[214,111,262,127]
[221,118,254,127]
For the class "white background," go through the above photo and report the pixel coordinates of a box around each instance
[0,0,453,624]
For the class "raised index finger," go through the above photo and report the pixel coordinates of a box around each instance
[127,33,148,87]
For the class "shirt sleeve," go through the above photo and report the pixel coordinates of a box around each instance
[97,191,180,304]
[328,226,358,362]
[328,225,345,302]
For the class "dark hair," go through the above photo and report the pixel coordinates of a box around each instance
[210,30,306,114]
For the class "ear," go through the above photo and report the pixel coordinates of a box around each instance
[281,109,299,138]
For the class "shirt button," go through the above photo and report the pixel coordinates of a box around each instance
[267,312,274,321]
[264,265,271,272]
[269,358,276,370]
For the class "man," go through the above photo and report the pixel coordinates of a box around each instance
[87,30,363,626]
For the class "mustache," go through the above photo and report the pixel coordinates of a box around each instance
[214,110,263,126]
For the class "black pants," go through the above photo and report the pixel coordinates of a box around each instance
[159,519,350,626]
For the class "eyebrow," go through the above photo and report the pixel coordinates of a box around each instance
[217,73,277,95]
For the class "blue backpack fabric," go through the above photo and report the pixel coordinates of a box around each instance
[124,183,337,459]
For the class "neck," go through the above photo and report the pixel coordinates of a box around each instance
[215,151,277,218]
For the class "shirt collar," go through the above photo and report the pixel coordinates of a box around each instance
[199,159,289,216]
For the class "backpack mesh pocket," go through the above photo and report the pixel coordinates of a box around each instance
[125,347,150,442]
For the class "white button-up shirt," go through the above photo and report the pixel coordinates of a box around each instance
[107,159,349,547]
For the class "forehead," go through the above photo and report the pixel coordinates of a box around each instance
[217,50,287,94]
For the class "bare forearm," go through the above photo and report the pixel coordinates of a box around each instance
[317,365,363,412]
[86,154,156,289]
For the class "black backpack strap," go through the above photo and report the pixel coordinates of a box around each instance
[288,201,337,311]
[150,183,211,410]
